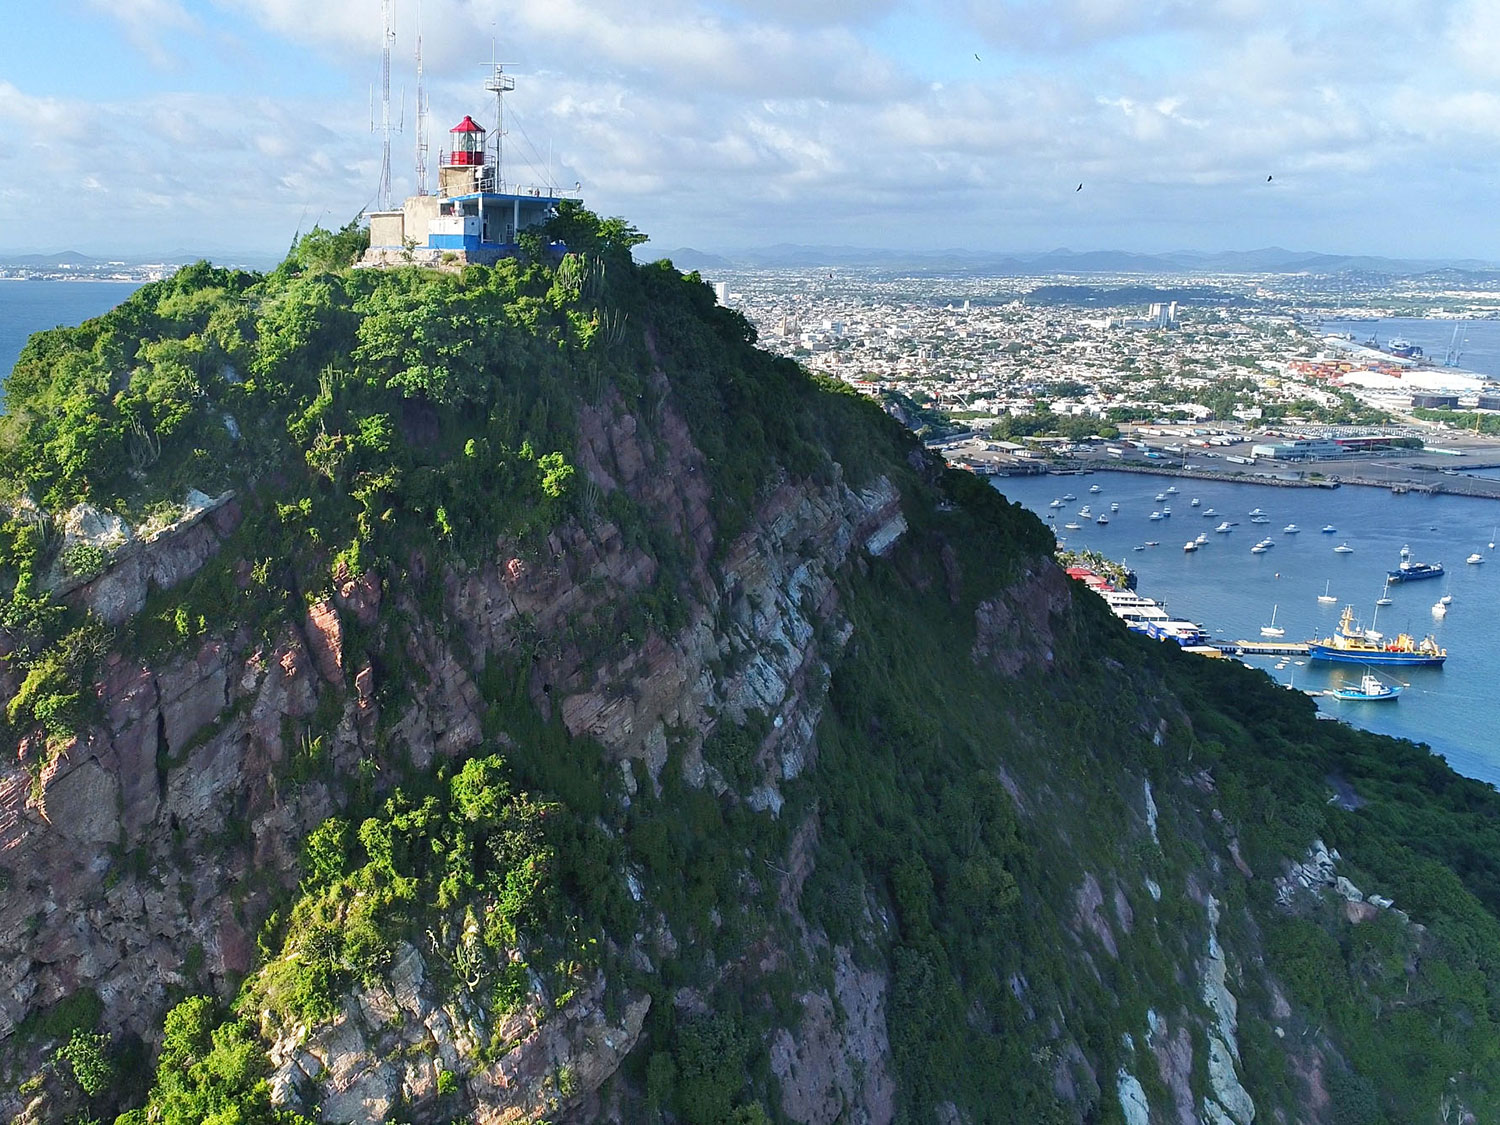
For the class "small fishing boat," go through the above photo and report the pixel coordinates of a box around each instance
[1327,672,1401,702]
[1260,604,1285,637]
[1334,543,1355,554]
[1318,580,1336,604]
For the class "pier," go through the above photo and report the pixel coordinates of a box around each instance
[1212,640,1312,657]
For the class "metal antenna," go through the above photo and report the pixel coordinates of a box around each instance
[414,0,428,195]
[483,42,515,193]
[374,0,397,211]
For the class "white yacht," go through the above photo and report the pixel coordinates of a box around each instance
[1282,524,1300,534]
[1334,543,1355,554]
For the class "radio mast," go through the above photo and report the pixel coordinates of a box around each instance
[374,0,397,210]
[483,46,515,193]
[413,0,429,195]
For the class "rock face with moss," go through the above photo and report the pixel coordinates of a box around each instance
[3,210,1500,1125]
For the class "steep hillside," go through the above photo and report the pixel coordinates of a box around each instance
[2,208,1500,1125]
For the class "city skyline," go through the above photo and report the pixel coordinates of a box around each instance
[4,0,1500,261]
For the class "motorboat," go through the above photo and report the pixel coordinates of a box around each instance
[1260,604,1285,637]
[1432,601,1447,617]
[1248,507,1264,516]
[1468,552,1485,565]
[1190,498,1201,507]
[1215,521,1232,533]
[1184,540,1199,552]
[1064,522,1082,530]
[1166,485,1178,494]
[1441,592,1453,605]
[1202,508,1218,517]
[1110,502,1120,512]
[1321,525,1337,533]
[1049,498,1064,508]
[1251,542,1269,554]
[1078,506,1092,517]
[1327,672,1401,702]
[1162,506,1172,516]
[1145,540,1160,547]
[1334,543,1355,554]
[1062,493,1076,501]
[1195,533,1208,546]
[1096,514,1110,525]
[1089,484,1102,493]
[1250,515,1271,524]
[1283,524,1299,534]
[1149,511,1163,521]
[1155,492,1168,502]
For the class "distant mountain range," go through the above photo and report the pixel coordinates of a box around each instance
[650,244,1500,278]
[0,249,281,271]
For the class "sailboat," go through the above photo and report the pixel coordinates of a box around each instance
[1318,581,1337,604]
[1376,578,1393,607]
[1261,604,1285,637]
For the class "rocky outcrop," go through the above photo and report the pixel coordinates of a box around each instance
[971,562,1073,677]
[63,491,243,624]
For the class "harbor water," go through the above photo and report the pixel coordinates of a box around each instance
[993,472,1500,788]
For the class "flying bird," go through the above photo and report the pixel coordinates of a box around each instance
[1267,174,1273,182]
[1076,183,1083,191]
[974,53,981,61]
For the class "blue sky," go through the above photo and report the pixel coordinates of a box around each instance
[3,0,1500,260]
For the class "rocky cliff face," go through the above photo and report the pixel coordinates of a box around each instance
[0,365,922,1122]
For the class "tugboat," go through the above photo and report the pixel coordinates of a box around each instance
[1309,605,1446,667]
[1327,671,1402,701]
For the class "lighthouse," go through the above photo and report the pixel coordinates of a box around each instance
[364,65,578,267]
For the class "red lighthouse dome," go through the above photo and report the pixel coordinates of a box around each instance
[446,115,486,167]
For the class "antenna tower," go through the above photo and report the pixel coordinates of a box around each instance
[374,0,397,211]
[484,49,516,193]
[414,0,428,195]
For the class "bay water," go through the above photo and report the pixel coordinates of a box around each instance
[994,472,1500,787]
[0,280,142,383]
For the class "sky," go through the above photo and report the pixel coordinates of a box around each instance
[2,0,1500,261]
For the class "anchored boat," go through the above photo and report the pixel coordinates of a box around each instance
[1308,605,1446,667]
[1327,672,1402,702]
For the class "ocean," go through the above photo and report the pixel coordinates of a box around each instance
[0,280,142,383]
[1322,316,1500,379]
[993,472,1500,788]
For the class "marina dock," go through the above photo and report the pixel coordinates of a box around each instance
[1212,640,1311,657]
